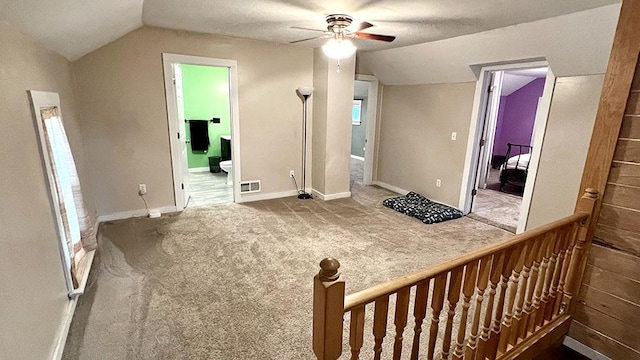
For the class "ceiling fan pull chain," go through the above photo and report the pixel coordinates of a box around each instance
[337,59,341,73]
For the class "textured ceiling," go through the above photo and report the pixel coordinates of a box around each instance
[0,0,620,60]
[0,0,143,60]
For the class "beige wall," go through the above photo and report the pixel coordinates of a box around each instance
[73,26,313,215]
[0,21,93,359]
[526,75,604,229]
[376,82,477,206]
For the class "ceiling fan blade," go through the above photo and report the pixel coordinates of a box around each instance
[354,32,396,42]
[289,35,326,44]
[289,26,326,33]
[350,21,374,33]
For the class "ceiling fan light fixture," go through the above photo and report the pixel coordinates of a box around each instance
[322,38,356,60]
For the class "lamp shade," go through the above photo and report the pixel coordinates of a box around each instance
[322,38,356,60]
[297,86,314,97]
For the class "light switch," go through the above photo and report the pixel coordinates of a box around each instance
[451,132,457,141]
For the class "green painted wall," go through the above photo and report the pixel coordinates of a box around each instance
[180,64,231,168]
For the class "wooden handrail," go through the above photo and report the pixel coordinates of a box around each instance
[313,189,599,360]
[343,212,588,311]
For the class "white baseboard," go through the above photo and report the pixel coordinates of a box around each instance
[563,336,612,360]
[189,167,210,173]
[350,154,365,161]
[51,296,78,360]
[97,205,177,222]
[237,189,300,203]
[311,189,351,201]
[373,181,460,210]
[372,181,409,195]
[51,248,97,360]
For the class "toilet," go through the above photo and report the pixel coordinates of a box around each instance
[220,160,233,185]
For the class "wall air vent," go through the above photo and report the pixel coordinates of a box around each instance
[239,180,261,193]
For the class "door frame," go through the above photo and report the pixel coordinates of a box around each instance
[162,53,241,209]
[458,60,556,233]
[355,74,379,185]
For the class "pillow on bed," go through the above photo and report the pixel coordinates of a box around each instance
[504,153,531,170]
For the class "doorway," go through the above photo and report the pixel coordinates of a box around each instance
[163,54,241,210]
[350,74,379,190]
[459,62,555,233]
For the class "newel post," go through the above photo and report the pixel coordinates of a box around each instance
[313,258,345,360]
[562,188,599,313]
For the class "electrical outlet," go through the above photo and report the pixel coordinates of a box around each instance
[451,132,457,141]
[138,183,147,195]
[290,170,295,178]
[436,179,442,188]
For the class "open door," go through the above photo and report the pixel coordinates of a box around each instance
[173,64,191,208]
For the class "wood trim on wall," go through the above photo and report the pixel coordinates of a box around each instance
[573,2,640,358]
[577,0,640,215]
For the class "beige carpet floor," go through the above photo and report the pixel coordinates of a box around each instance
[63,183,511,360]
[469,189,522,233]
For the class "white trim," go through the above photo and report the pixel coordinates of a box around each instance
[28,90,76,294]
[312,189,352,201]
[162,53,242,210]
[237,190,299,203]
[51,297,78,360]
[51,248,96,360]
[516,69,556,233]
[70,250,95,296]
[374,181,459,209]
[188,167,210,173]
[563,336,612,360]
[355,74,379,185]
[350,154,365,161]
[97,205,177,223]
[458,61,554,235]
[372,181,409,196]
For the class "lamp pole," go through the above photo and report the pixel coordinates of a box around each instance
[297,87,313,199]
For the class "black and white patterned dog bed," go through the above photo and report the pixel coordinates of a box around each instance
[383,191,463,224]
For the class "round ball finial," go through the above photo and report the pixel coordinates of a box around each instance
[318,258,341,281]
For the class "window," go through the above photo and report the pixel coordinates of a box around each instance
[352,99,362,125]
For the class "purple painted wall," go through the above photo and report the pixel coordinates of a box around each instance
[492,77,546,156]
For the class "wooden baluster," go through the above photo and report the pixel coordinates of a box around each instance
[465,256,492,360]
[392,287,411,360]
[528,234,551,333]
[453,260,479,360]
[373,295,390,360]
[313,258,346,360]
[477,251,505,360]
[410,279,430,360]
[516,237,543,341]
[535,234,555,329]
[563,189,598,313]
[427,273,447,360]
[553,225,575,316]
[349,306,365,360]
[487,246,519,359]
[498,243,528,353]
[544,228,565,322]
[441,267,464,359]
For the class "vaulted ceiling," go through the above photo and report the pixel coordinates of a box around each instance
[0,0,620,61]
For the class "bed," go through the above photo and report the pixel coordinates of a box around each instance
[499,143,532,192]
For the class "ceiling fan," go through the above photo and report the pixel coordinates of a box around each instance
[290,14,396,44]
[290,14,396,60]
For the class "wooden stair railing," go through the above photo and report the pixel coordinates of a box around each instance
[313,189,598,360]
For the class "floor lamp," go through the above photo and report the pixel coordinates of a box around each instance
[297,86,313,199]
